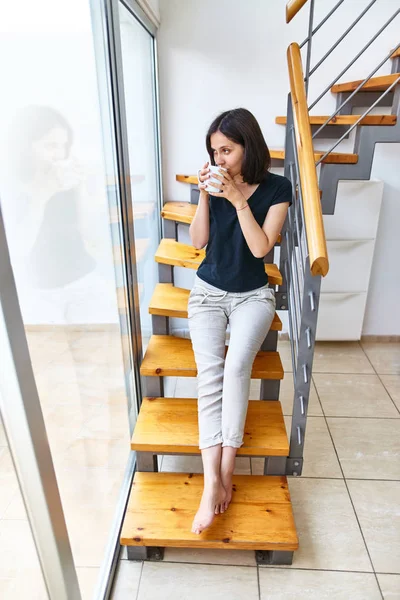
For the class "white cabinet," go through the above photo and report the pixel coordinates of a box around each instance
[316,179,384,340]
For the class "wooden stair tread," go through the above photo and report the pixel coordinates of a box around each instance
[161,202,282,243]
[149,283,282,330]
[155,239,283,286]
[391,47,400,59]
[120,472,299,550]
[140,335,284,379]
[162,202,198,224]
[270,150,358,164]
[132,397,289,456]
[331,73,400,94]
[276,114,397,126]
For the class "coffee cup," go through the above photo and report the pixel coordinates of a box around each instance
[203,165,227,193]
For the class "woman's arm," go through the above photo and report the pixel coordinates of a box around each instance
[237,202,290,258]
[189,190,210,249]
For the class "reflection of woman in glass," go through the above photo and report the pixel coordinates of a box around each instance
[6,105,96,289]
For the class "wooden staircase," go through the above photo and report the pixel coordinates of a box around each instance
[120,199,299,564]
[119,18,400,561]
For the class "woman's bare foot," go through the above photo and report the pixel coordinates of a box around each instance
[191,479,226,535]
[220,469,233,512]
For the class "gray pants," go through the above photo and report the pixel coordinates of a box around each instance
[188,274,276,450]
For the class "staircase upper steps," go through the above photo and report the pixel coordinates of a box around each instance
[149,282,282,329]
[155,238,283,286]
[331,72,400,94]
[132,397,289,456]
[120,471,298,551]
[275,114,397,126]
[140,335,284,379]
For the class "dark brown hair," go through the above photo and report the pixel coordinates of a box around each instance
[205,108,271,184]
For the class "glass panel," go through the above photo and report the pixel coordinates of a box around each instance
[0,2,137,597]
[0,415,49,598]
[118,3,161,352]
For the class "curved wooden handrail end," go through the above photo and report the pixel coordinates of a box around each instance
[286,0,309,23]
[311,257,329,278]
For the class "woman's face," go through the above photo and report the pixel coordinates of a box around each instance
[210,131,244,180]
[31,126,69,164]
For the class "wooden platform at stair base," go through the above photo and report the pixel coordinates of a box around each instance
[132,397,289,456]
[140,335,284,379]
[120,472,299,551]
[149,283,282,330]
[155,239,283,286]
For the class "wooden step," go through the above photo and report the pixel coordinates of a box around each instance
[149,283,282,330]
[162,201,197,224]
[132,397,289,456]
[120,472,299,551]
[155,239,283,286]
[391,47,400,59]
[140,335,284,379]
[161,202,282,243]
[275,114,397,126]
[331,73,400,94]
[270,149,358,164]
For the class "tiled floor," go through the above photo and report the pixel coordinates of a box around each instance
[0,328,131,599]
[111,340,400,600]
[1,337,399,599]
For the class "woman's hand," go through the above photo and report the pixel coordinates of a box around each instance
[197,162,211,192]
[209,169,247,209]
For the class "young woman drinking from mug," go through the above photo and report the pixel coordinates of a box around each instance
[188,107,292,535]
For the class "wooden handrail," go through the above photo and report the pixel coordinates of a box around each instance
[287,43,329,277]
[286,0,308,23]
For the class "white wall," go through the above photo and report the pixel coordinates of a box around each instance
[157,0,400,335]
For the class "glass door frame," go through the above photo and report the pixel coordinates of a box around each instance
[89,0,163,597]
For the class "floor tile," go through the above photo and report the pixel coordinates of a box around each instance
[261,478,373,571]
[0,520,43,578]
[251,416,342,478]
[381,375,400,412]
[259,568,382,599]
[0,571,48,600]
[361,342,400,375]
[110,560,142,599]
[313,373,399,418]
[376,574,400,599]
[327,417,400,479]
[58,438,130,469]
[0,449,20,518]
[277,340,293,372]
[347,480,400,574]
[312,342,374,374]
[137,562,259,600]
[163,547,256,566]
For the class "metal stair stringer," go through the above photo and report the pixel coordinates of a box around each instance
[319,85,400,214]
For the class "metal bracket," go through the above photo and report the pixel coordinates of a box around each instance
[256,550,294,565]
[286,457,304,477]
[127,546,164,561]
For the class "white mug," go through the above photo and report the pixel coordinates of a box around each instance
[199,165,227,193]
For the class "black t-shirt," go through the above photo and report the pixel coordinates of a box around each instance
[196,171,292,292]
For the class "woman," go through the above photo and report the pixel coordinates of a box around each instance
[188,108,292,535]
